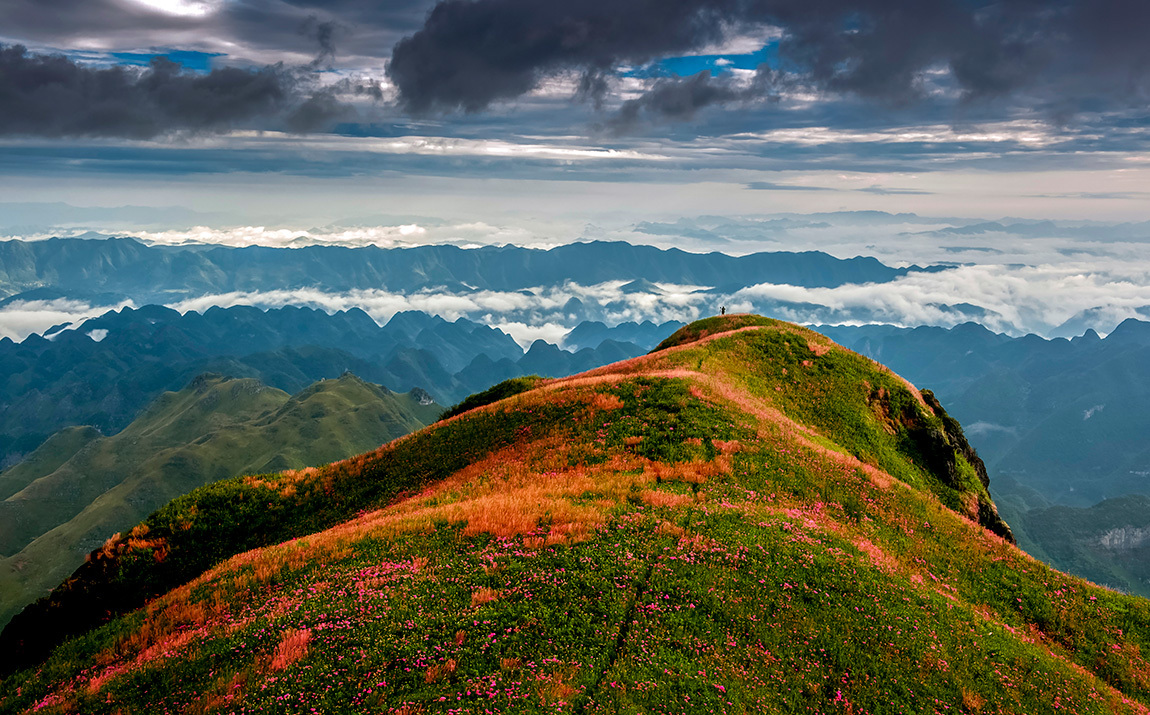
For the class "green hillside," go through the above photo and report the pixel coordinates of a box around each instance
[4,315,1150,714]
[0,427,101,502]
[1000,493,1150,597]
[0,373,440,632]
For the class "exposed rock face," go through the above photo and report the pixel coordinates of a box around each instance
[921,390,1014,542]
[1098,526,1150,551]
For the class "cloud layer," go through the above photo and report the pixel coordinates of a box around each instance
[0,43,385,137]
[389,0,1150,124]
[0,298,134,342]
[151,257,1150,346]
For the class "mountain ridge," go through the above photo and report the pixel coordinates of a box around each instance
[5,316,1140,714]
[0,238,929,303]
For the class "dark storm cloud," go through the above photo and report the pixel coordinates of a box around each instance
[0,44,366,137]
[607,67,783,129]
[299,16,342,69]
[388,0,1150,119]
[388,0,737,114]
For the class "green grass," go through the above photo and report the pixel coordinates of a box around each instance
[0,373,441,654]
[3,316,1147,714]
[650,314,780,353]
[0,426,101,502]
[661,324,1010,537]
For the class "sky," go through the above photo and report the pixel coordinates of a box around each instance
[2,0,1150,341]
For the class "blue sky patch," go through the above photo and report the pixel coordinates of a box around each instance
[112,50,223,72]
[634,42,779,78]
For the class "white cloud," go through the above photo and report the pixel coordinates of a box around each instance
[145,257,1150,341]
[727,263,1150,336]
[126,224,428,248]
[0,299,134,342]
[226,132,670,162]
[490,321,571,349]
[729,120,1062,147]
[126,0,222,17]
[162,280,713,326]
[691,23,783,56]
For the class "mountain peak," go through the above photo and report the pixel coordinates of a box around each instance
[3,316,1145,715]
[651,313,780,352]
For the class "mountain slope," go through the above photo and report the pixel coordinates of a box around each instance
[0,427,101,502]
[819,320,1150,597]
[0,373,440,632]
[819,319,1150,507]
[4,316,1150,714]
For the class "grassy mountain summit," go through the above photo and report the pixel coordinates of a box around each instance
[0,373,440,634]
[4,315,1150,713]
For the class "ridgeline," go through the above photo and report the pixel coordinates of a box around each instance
[4,316,1149,715]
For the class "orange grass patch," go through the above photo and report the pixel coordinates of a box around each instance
[713,439,741,454]
[186,669,252,715]
[425,658,457,684]
[269,628,312,671]
[646,456,731,484]
[471,587,501,607]
[536,666,581,705]
[80,589,222,697]
[807,339,833,356]
[590,392,624,410]
[642,490,695,509]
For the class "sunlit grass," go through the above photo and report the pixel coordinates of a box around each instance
[4,316,1149,714]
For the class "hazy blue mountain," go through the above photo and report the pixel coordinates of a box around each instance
[0,237,931,304]
[564,319,686,350]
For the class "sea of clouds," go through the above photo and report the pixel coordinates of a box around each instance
[3,213,1150,346]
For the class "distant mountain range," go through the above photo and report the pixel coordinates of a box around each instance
[0,237,927,305]
[1002,493,1150,596]
[0,304,671,469]
[0,372,440,630]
